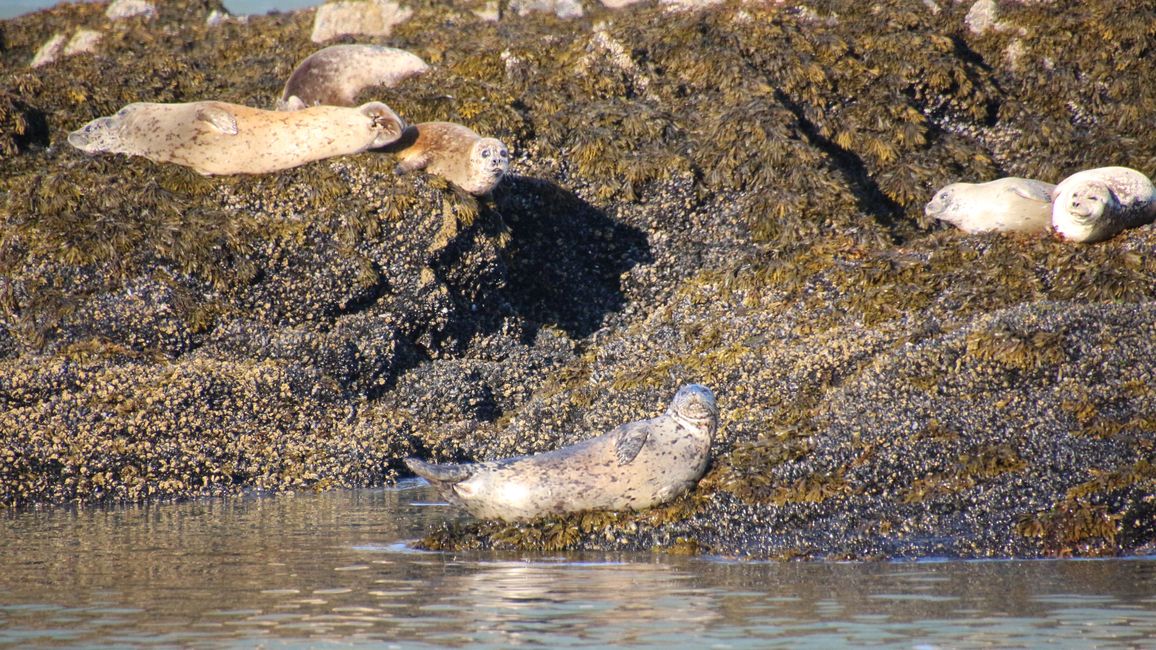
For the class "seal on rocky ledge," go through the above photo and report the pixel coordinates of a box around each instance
[925,177,1056,234]
[1050,166,1156,243]
[405,384,718,521]
[390,121,509,195]
[276,44,429,111]
[67,100,405,175]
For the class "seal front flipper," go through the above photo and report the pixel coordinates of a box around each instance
[612,421,651,465]
[1012,182,1055,204]
[195,104,239,135]
[395,151,430,174]
[404,457,474,484]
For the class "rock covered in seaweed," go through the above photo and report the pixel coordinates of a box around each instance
[1,0,1154,559]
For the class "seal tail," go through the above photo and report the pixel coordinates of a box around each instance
[404,457,473,485]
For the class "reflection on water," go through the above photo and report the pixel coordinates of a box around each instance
[1,483,1154,648]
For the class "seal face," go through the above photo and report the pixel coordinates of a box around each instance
[925,177,1055,234]
[1051,166,1156,243]
[405,384,719,521]
[68,100,405,175]
[392,121,510,195]
[277,44,429,111]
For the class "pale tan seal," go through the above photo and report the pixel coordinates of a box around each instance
[925,177,1055,234]
[67,100,405,176]
[1051,166,1156,243]
[391,121,509,195]
[405,384,718,521]
[277,44,429,111]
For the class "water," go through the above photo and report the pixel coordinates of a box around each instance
[2,482,1154,649]
[0,0,322,20]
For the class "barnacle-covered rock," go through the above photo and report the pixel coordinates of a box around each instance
[2,0,1154,559]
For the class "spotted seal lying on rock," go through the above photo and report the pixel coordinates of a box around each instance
[390,121,510,195]
[276,44,429,111]
[1051,166,1156,243]
[925,177,1056,234]
[405,384,718,521]
[68,100,405,175]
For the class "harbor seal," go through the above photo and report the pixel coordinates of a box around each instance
[67,100,405,176]
[277,44,429,111]
[405,384,718,521]
[1051,166,1156,243]
[925,177,1056,234]
[391,121,509,195]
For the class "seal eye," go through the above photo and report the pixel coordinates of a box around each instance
[481,150,491,159]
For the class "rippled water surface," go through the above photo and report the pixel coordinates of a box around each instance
[2,482,1154,649]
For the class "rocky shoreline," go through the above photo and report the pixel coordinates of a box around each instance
[1,0,1154,559]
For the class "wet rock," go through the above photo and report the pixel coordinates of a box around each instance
[310,0,413,43]
[28,28,103,68]
[29,33,67,68]
[509,0,585,19]
[106,0,157,21]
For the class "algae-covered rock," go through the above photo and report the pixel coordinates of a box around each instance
[1,0,1153,559]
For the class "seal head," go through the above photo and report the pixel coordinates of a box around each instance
[1051,166,1156,243]
[405,383,718,521]
[467,137,510,195]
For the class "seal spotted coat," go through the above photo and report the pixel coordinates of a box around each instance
[390,121,509,195]
[405,384,718,521]
[1051,166,1156,243]
[68,100,405,175]
[277,44,429,111]
[925,177,1056,234]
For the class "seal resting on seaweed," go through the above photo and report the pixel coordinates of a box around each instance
[277,44,429,111]
[389,121,509,195]
[67,100,405,175]
[405,384,718,521]
[1051,166,1156,243]
[925,177,1056,234]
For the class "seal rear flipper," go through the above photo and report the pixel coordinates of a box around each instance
[195,104,239,135]
[404,457,474,484]
[359,101,406,148]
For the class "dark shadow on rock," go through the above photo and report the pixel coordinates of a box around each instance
[490,175,653,339]
[774,89,906,241]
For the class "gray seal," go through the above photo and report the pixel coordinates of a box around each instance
[277,44,429,111]
[68,100,405,176]
[405,384,718,521]
[1051,166,1156,243]
[925,177,1056,234]
[391,121,510,195]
